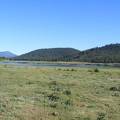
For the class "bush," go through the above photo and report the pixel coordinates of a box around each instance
[49,102,57,108]
[97,112,106,120]
[94,68,99,72]
[47,93,59,102]
[109,86,120,91]
[64,99,73,106]
[71,68,76,71]
[51,112,59,116]
[63,90,72,95]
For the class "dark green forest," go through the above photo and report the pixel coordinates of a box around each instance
[75,44,120,63]
[14,44,120,63]
[14,48,80,61]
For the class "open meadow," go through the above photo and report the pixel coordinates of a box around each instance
[0,65,120,120]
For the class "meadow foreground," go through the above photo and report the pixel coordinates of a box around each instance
[0,65,120,120]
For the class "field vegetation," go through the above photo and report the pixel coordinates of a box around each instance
[0,57,7,61]
[0,65,120,120]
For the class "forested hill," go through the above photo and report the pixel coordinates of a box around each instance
[14,44,120,63]
[14,48,80,61]
[75,44,120,63]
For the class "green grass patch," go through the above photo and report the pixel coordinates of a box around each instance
[0,65,119,119]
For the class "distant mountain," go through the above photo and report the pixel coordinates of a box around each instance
[14,48,80,61]
[0,51,17,58]
[74,44,120,63]
[13,44,120,63]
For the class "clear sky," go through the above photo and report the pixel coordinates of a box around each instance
[0,0,120,55]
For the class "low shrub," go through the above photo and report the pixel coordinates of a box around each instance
[109,86,120,92]
[47,93,59,102]
[63,90,72,95]
[64,99,73,106]
[97,112,106,120]
[94,68,99,72]
[49,102,57,108]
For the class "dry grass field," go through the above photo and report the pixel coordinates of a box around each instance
[0,65,120,120]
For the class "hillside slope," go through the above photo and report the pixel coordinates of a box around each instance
[14,48,80,61]
[75,44,120,63]
[14,44,120,63]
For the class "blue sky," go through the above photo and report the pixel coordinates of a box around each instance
[0,0,120,55]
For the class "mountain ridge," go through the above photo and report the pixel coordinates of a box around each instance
[0,51,17,58]
[14,48,80,61]
[75,43,120,63]
[13,43,120,63]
